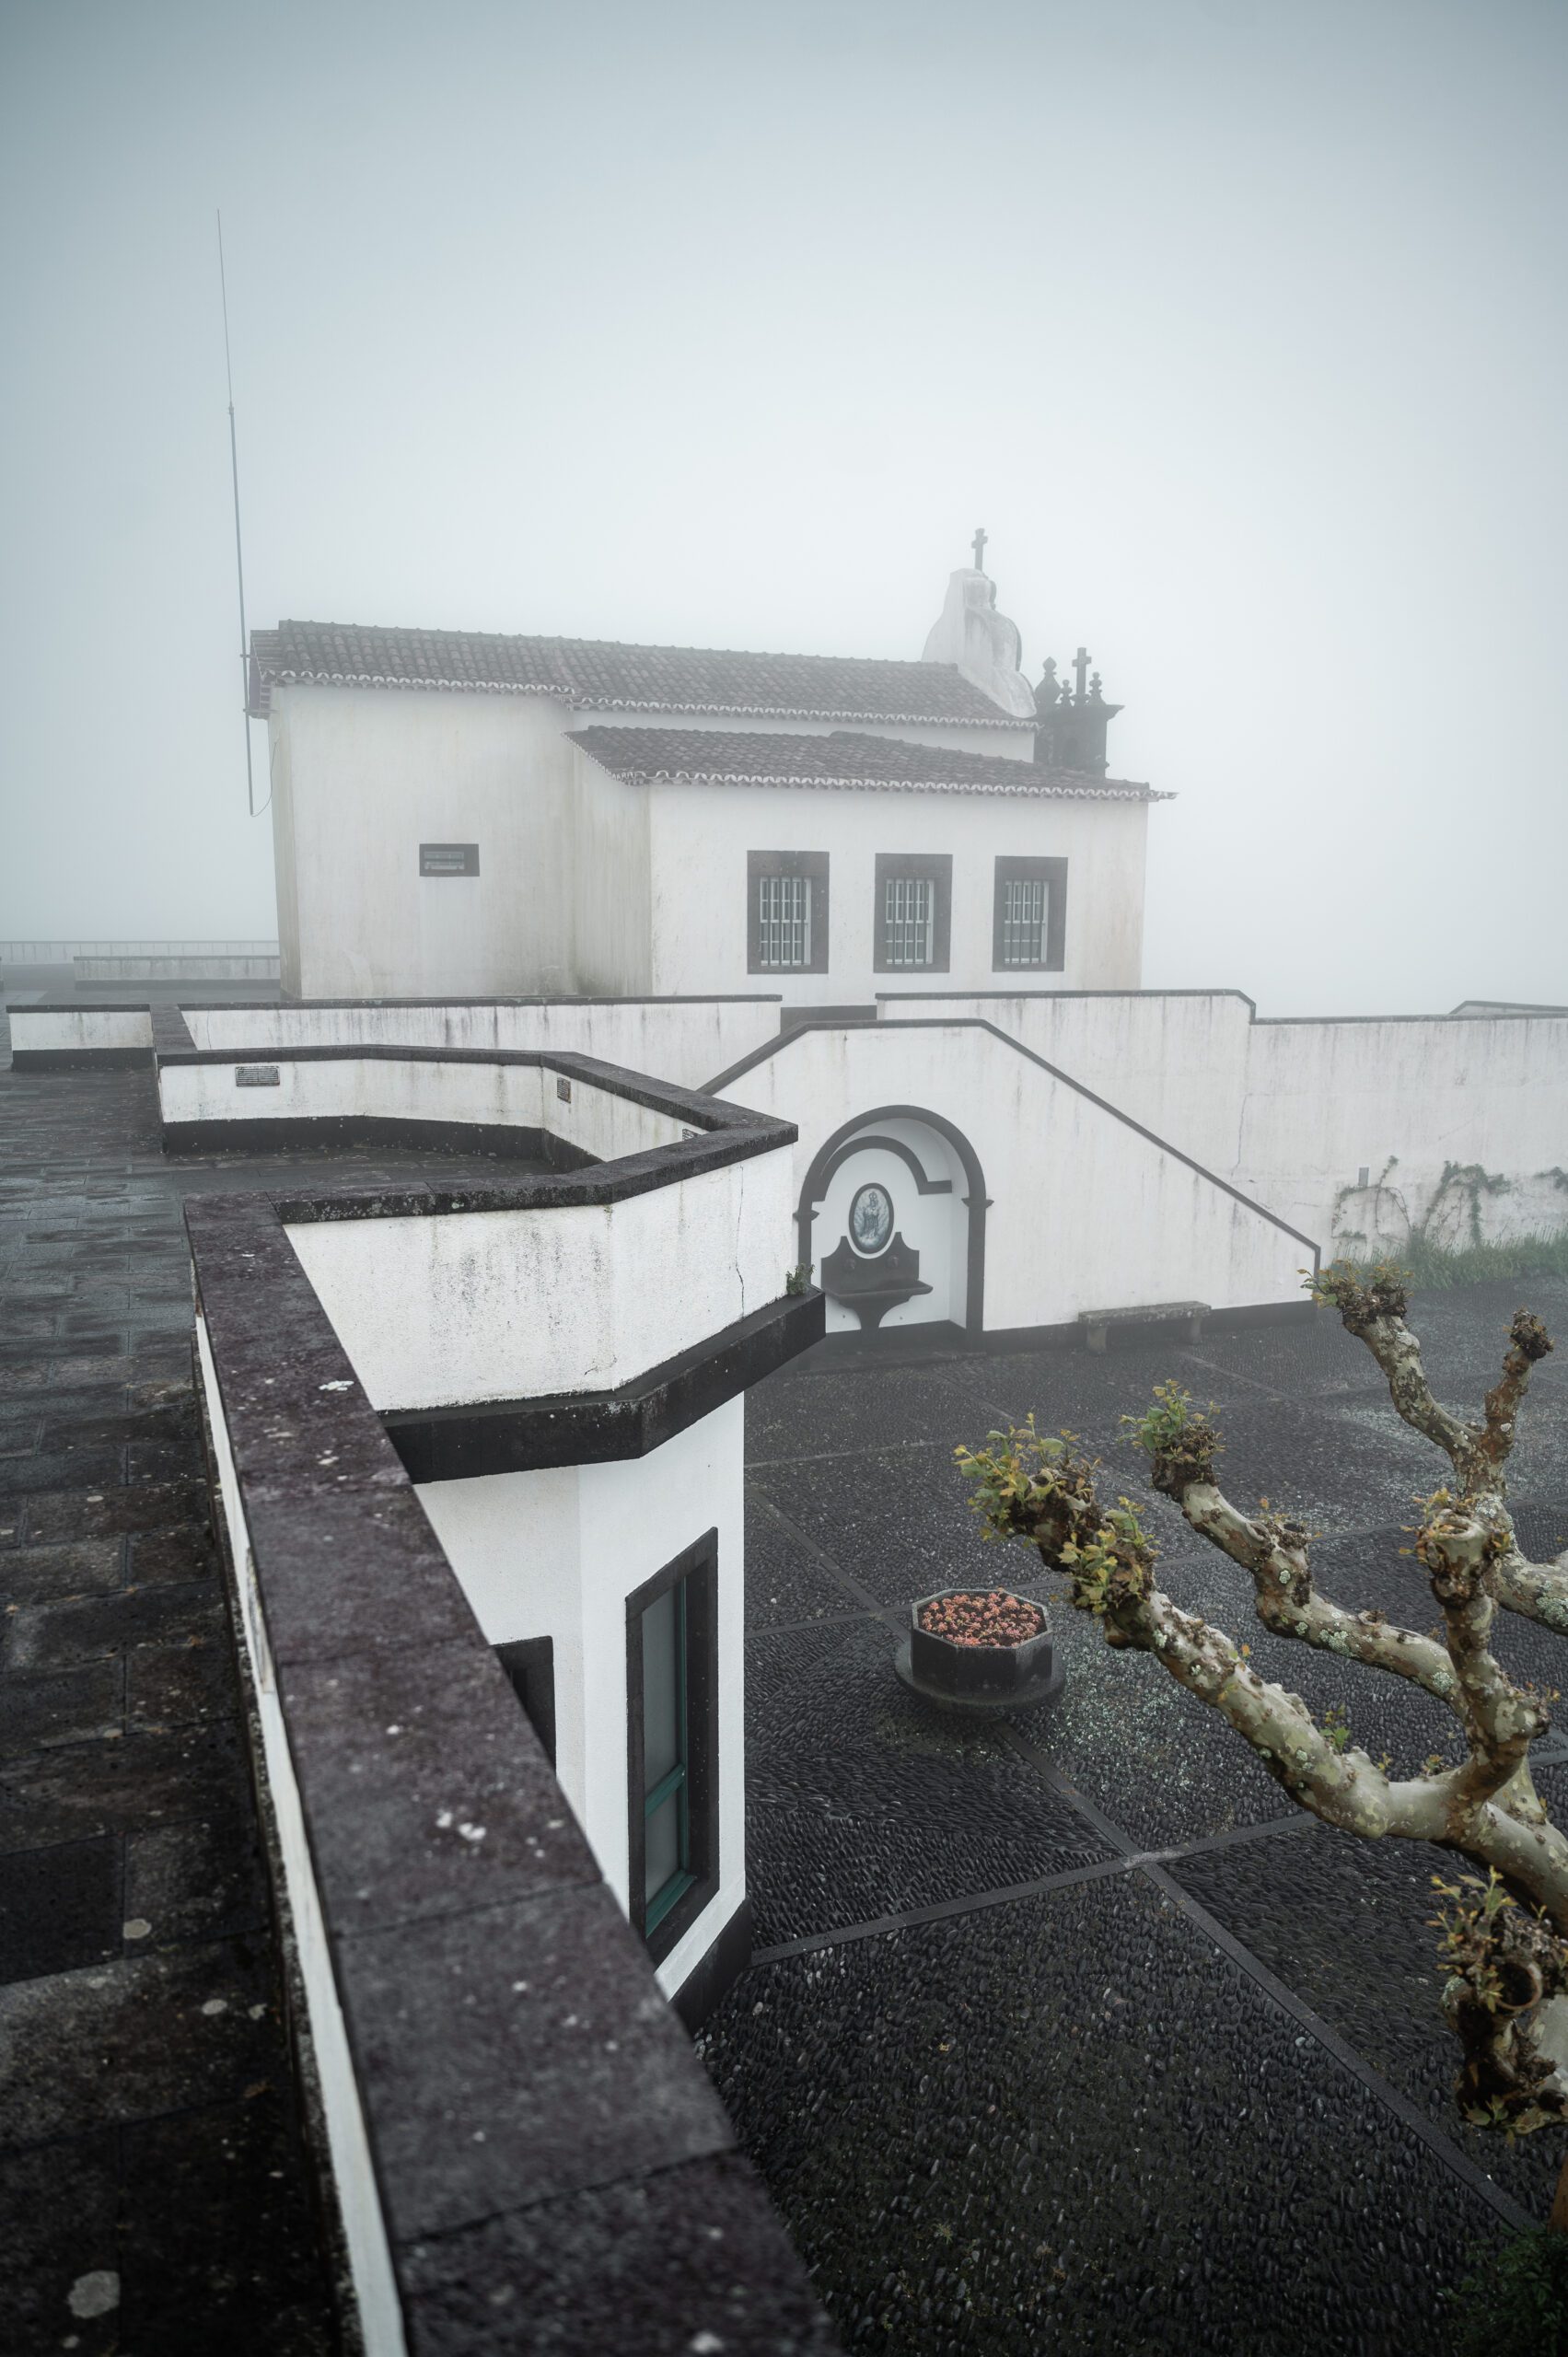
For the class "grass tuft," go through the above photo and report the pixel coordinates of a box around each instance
[1342,1231,1568,1293]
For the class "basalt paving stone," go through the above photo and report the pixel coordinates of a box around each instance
[698,1875,1504,2357]
[0,1538,125,1603]
[0,1659,124,1758]
[401,2149,841,2357]
[0,1935,276,2143]
[0,2131,121,2357]
[744,1616,1110,1946]
[0,1723,252,1850]
[18,1477,206,1543]
[41,1403,195,1452]
[123,1812,271,1950]
[744,1492,867,1628]
[0,1832,123,1980]
[130,1522,218,1585]
[126,1636,240,1733]
[1168,1805,1564,2223]
[118,2093,335,2356]
[0,1446,123,1495]
[6,1579,223,1671]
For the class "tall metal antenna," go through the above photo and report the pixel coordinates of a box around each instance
[217,212,262,817]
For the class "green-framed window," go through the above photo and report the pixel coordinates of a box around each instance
[627,1531,718,1959]
[640,1578,694,1932]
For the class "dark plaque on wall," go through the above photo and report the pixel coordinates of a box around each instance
[420,842,481,877]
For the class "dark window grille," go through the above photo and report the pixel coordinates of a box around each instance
[882,876,935,968]
[1000,876,1050,966]
[756,874,812,969]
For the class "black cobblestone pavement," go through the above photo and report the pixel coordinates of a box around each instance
[708,1277,1568,2356]
[6,1037,1568,2356]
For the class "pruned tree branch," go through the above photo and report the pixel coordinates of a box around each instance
[957,1284,1568,2163]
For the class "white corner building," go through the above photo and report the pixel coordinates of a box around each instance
[250,557,1159,1004]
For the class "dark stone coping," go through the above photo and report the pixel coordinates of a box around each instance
[793,1296,1317,1368]
[387,1290,826,1479]
[703,1016,1323,1260]
[185,1186,835,2352]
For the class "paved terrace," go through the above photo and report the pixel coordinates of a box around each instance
[709,1286,1568,2354]
[0,1050,543,2355]
[5,1045,1568,2353]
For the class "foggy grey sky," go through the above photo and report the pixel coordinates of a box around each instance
[3,0,1564,1015]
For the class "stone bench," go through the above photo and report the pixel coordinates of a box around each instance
[1077,1301,1210,1353]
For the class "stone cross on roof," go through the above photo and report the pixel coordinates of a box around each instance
[1074,645,1091,698]
[970,527,987,573]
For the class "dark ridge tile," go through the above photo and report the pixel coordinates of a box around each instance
[401,2151,838,2357]
[6,1581,223,1672]
[0,1658,123,1758]
[0,1538,124,1604]
[0,1937,276,2143]
[0,1831,123,1980]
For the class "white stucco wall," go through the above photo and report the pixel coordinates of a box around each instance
[1238,1015,1568,1248]
[269,683,581,1001]
[880,992,1256,1174]
[180,995,782,1089]
[284,1146,796,1411]
[157,1053,549,1136]
[645,781,1149,1005]
[8,1007,155,1054]
[721,1022,1307,1328]
[413,1395,746,2001]
[868,995,1568,1256]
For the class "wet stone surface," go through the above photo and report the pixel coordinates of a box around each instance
[719,1294,1568,2355]
[0,1049,555,2355]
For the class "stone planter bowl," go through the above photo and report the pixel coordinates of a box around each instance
[894,1587,1064,1716]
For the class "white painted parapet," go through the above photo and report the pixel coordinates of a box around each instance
[717,1016,1313,1333]
[180,995,784,1087]
[7,1004,155,1062]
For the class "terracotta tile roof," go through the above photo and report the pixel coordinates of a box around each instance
[567,726,1163,801]
[248,621,1026,727]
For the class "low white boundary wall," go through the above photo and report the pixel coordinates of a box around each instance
[883,993,1568,1254]
[286,1147,795,1410]
[7,1005,155,1056]
[180,997,783,1089]
[720,1020,1311,1330]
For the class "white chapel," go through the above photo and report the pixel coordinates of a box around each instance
[248,552,1159,1004]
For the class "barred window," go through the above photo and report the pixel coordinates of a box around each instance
[991,856,1066,972]
[999,876,1049,966]
[756,873,812,969]
[882,875,935,968]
